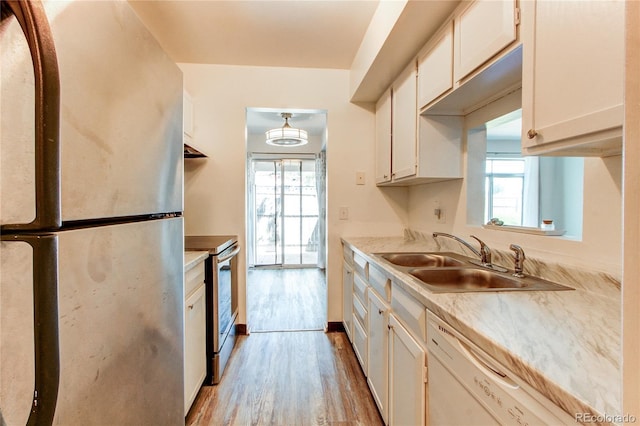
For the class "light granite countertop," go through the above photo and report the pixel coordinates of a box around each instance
[342,235,621,425]
[184,250,209,272]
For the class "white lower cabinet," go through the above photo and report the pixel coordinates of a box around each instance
[342,246,428,425]
[342,260,354,340]
[353,313,369,376]
[184,283,206,416]
[367,289,389,423]
[389,313,427,426]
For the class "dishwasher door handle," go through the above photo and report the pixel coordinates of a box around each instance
[458,340,519,390]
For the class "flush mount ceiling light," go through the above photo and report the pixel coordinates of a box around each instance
[265,113,308,147]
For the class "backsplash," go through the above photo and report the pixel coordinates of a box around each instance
[405,229,621,301]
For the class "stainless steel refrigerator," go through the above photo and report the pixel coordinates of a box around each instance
[1,1,184,424]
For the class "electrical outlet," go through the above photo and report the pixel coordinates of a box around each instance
[356,172,365,185]
[339,206,349,220]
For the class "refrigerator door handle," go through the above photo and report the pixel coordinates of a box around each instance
[2,234,61,426]
[1,0,61,232]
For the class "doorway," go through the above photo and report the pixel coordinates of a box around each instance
[251,158,319,267]
[245,108,327,332]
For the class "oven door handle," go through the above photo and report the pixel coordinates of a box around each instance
[217,245,240,263]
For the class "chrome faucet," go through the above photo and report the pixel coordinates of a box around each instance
[470,235,492,265]
[432,232,481,258]
[432,232,507,272]
[509,244,526,278]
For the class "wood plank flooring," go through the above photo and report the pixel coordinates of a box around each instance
[186,268,381,425]
[186,331,383,426]
[247,268,326,332]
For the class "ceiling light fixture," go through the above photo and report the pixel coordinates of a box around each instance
[265,113,308,147]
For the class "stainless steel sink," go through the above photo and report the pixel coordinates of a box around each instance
[408,267,573,293]
[377,252,467,268]
[375,251,572,293]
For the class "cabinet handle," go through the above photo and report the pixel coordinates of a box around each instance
[378,309,384,315]
[388,324,394,330]
[527,129,538,139]
[188,304,195,310]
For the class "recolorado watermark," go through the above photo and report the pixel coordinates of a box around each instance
[575,413,637,424]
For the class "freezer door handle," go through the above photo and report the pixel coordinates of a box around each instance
[1,0,61,232]
[2,234,61,425]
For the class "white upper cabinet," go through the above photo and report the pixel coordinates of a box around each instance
[391,62,419,181]
[375,89,392,184]
[418,0,521,115]
[418,22,454,109]
[454,0,517,82]
[183,90,194,140]
[377,61,463,187]
[521,0,624,156]
[183,90,207,158]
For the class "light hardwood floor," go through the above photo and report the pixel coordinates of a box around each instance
[247,268,327,332]
[186,268,382,425]
[185,331,383,426]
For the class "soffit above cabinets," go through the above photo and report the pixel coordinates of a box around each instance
[127,0,378,70]
[349,1,461,103]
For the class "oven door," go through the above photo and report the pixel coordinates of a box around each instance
[213,243,239,353]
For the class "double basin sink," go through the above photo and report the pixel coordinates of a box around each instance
[375,252,572,293]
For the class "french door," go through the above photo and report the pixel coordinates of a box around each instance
[251,158,320,267]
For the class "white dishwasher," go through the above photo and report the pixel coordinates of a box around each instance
[426,311,575,425]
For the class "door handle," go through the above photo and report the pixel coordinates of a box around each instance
[2,233,61,425]
[1,0,61,233]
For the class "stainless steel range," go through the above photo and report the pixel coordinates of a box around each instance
[185,235,239,384]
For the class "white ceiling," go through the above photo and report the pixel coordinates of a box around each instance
[128,0,379,69]
[128,0,377,146]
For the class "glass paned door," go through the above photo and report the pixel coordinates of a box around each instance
[252,159,319,266]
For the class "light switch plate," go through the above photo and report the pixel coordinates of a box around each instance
[339,207,349,220]
[356,172,365,185]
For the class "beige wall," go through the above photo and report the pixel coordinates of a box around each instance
[180,63,406,326]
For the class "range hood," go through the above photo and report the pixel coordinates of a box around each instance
[184,143,207,158]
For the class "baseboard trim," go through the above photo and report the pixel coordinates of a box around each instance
[326,321,345,333]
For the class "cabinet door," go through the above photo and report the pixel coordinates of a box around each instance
[352,314,368,376]
[184,283,206,415]
[418,21,454,109]
[389,314,426,426]
[375,89,392,184]
[183,90,194,139]
[367,289,389,423]
[342,261,353,341]
[391,62,418,180]
[521,0,624,156]
[454,0,517,82]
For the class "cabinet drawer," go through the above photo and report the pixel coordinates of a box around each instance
[343,244,354,266]
[353,313,368,376]
[185,259,205,298]
[369,264,391,302]
[391,284,426,342]
[353,252,368,279]
[353,294,368,330]
[353,273,368,307]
